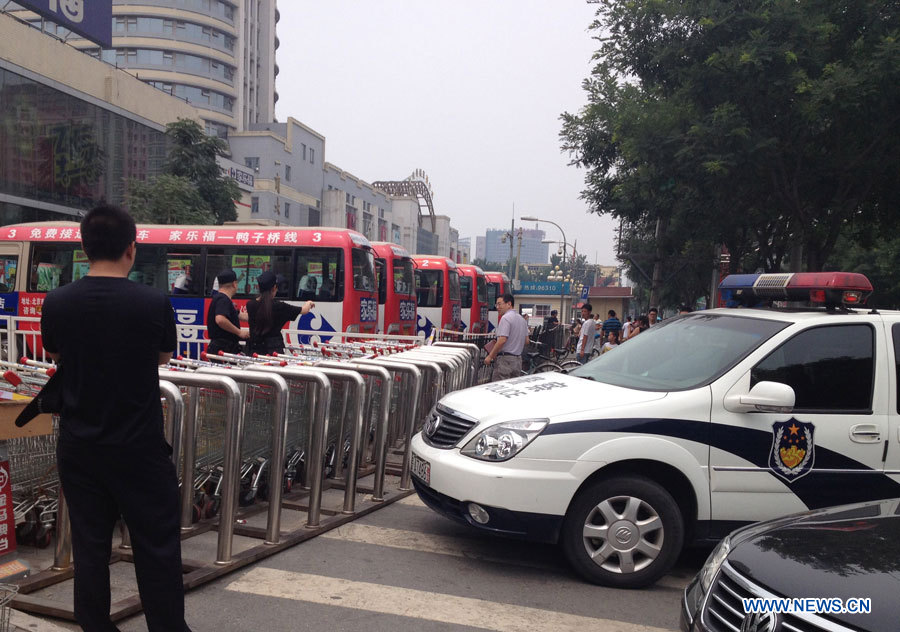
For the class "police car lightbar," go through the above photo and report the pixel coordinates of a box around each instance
[719,272,872,307]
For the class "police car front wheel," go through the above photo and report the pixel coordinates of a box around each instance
[562,475,684,589]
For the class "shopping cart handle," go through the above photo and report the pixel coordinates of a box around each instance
[3,370,21,387]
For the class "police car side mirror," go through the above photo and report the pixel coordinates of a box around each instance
[724,381,795,414]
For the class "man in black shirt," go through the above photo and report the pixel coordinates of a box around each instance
[206,269,248,354]
[41,204,191,632]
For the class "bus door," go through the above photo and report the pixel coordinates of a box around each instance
[414,260,443,339]
[0,242,23,358]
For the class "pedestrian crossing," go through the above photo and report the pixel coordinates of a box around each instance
[220,491,689,632]
[226,568,675,632]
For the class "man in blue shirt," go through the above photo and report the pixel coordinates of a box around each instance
[602,309,622,341]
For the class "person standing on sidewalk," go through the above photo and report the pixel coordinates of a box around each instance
[206,269,249,355]
[40,204,191,632]
[484,293,528,381]
[576,304,596,363]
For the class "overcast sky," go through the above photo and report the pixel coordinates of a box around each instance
[275,1,617,266]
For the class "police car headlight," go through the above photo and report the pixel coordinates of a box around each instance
[698,536,730,594]
[460,420,548,461]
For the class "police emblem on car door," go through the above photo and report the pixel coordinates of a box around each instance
[769,419,814,482]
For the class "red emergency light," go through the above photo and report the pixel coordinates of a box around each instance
[719,272,873,307]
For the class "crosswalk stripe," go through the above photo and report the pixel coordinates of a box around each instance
[318,522,691,591]
[226,567,675,632]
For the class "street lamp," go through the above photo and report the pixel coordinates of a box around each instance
[522,216,568,267]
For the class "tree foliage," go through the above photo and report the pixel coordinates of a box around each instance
[561,0,900,290]
[127,119,240,225]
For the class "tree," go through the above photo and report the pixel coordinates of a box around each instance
[127,119,240,224]
[561,0,900,283]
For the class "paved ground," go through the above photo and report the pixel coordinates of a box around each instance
[11,494,709,632]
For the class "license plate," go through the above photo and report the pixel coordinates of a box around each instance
[411,453,430,485]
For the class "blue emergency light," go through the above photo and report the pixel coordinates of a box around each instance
[719,272,873,307]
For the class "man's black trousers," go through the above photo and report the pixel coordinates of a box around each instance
[57,438,191,632]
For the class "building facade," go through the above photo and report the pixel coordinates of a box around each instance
[484,227,547,265]
[227,118,324,225]
[7,0,277,137]
[0,12,202,223]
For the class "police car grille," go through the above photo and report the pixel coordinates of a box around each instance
[423,409,477,448]
[703,564,852,632]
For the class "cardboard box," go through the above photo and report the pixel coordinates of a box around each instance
[0,400,53,439]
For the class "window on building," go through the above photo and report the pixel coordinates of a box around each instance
[301,143,306,160]
[284,202,290,218]
[310,148,315,164]
[244,157,260,170]
[284,165,291,182]
[251,197,259,213]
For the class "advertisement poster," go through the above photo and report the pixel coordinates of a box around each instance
[36,263,61,292]
[247,256,270,292]
[0,259,16,292]
[231,255,249,293]
[167,259,192,293]
[0,459,16,557]
[72,249,90,281]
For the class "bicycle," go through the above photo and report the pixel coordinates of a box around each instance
[521,340,563,375]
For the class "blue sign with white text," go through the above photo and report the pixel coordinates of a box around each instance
[17,0,113,48]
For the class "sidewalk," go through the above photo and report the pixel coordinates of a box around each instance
[10,609,72,631]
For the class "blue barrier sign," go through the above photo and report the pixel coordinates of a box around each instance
[17,0,112,48]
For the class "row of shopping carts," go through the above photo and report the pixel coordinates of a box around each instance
[0,338,480,557]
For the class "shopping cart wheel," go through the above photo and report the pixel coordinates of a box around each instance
[33,524,52,549]
[239,480,256,507]
[323,444,336,479]
[205,497,220,519]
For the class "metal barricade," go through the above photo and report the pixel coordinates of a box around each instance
[194,368,289,545]
[315,361,392,501]
[158,370,242,565]
[355,359,423,490]
[432,341,481,388]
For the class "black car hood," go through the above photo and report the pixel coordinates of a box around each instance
[728,499,900,632]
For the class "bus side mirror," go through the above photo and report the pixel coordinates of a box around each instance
[724,381,795,414]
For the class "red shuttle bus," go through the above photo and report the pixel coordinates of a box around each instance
[412,255,461,339]
[371,242,416,335]
[0,222,377,353]
[457,264,488,333]
[484,271,510,333]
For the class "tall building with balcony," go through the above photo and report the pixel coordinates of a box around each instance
[5,0,278,137]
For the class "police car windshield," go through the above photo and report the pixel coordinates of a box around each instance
[571,313,789,391]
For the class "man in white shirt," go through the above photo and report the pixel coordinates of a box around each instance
[576,304,596,363]
[484,293,529,381]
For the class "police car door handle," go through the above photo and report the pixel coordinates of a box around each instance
[850,424,881,444]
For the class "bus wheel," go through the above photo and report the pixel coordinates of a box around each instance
[561,476,683,589]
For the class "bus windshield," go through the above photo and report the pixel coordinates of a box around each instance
[416,269,443,307]
[459,276,473,308]
[393,258,414,297]
[448,270,460,301]
[487,282,500,309]
[351,248,376,292]
[476,275,487,303]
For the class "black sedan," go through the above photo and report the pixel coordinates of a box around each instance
[681,498,900,632]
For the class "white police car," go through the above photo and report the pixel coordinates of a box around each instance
[409,272,900,588]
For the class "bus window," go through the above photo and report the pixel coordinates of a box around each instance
[476,275,487,303]
[416,269,443,307]
[205,248,291,297]
[393,258,414,296]
[448,270,461,302]
[375,258,387,304]
[351,248,376,292]
[295,247,343,301]
[459,276,473,309]
[29,244,78,291]
[132,245,167,291]
[0,255,18,292]
[164,247,202,295]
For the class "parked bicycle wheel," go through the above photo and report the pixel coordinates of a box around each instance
[559,360,582,374]
[531,361,562,374]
